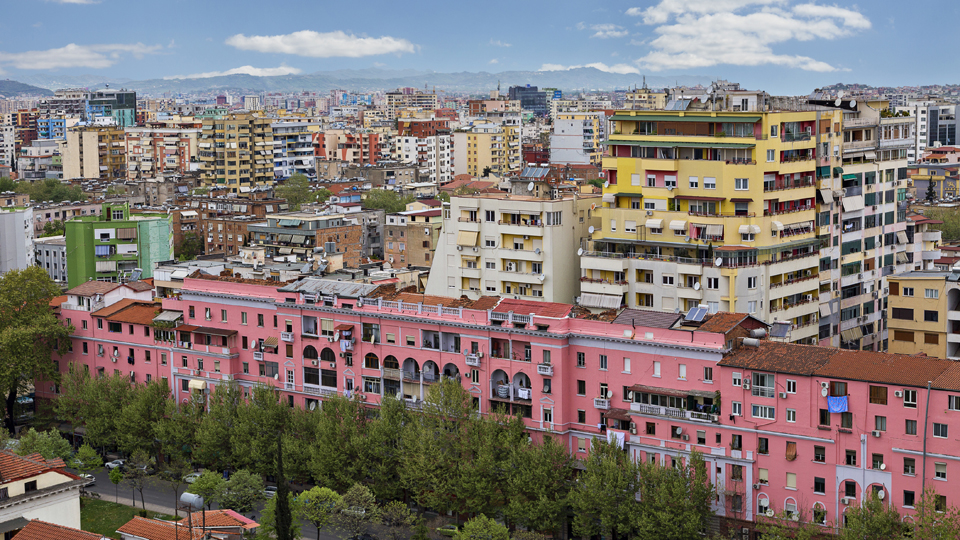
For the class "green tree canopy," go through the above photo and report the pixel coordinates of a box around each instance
[456,515,509,540]
[276,174,314,211]
[16,428,73,461]
[187,470,225,511]
[218,469,265,513]
[334,483,380,540]
[71,444,103,476]
[316,187,333,203]
[300,486,342,540]
[569,438,639,540]
[12,178,85,203]
[362,189,414,213]
[0,267,72,433]
[177,232,204,261]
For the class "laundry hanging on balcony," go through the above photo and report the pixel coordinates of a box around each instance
[827,395,848,413]
[606,430,625,449]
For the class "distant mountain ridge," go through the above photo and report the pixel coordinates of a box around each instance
[0,79,53,97]
[14,68,712,95]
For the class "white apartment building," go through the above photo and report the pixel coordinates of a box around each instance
[273,121,321,180]
[34,235,68,284]
[396,133,452,185]
[0,207,35,275]
[0,124,14,168]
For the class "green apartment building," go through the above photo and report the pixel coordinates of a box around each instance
[65,203,172,288]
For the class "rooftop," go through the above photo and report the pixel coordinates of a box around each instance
[0,450,69,484]
[91,299,159,325]
[13,520,104,540]
[117,516,205,540]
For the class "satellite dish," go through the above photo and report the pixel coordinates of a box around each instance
[693,282,701,291]
[309,401,317,410]
[878,489,886,500]
[837,90,845,98]
[834,98,842,107]
[538,274,545,281]
[850,100,857,108]
[821,387,829,397]
[765,509,775,518]
[590,203,597,210]
[527,182,534,191]
[715,257,723,267]
[577,248,584,256]
[588,226,595,234]
[274,374,279,380]
[603,180,610,188]
[675,427,683,435]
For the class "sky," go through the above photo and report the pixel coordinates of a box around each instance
[0,0,956,94]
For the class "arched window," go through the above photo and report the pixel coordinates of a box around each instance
[364,353,379,370]
[303,346,319,360]
[321,348,336,363]
[384,355,399,369]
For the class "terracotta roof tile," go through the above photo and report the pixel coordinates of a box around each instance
[49,295,68,308]
[611,309,682,329]
[417,199,442,207]
[117,517,205,540]
[91,300,159,325]
[492,298,572,318]
[13,520,104,540]
[65,281,120,297]
[698,313,766,334]
[718,341,834,376]
[183,510,259,529]
[933,363,960,392]
[0,450,71,484]
[468,296,502,311]
[123,281,154,292]
[814,350,953,388]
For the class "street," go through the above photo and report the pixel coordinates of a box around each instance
[81,468,340,540]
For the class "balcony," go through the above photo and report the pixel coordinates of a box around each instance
[281,332,294,342]
[630,402,719,424]
[465,353,481,367]
[594,397,611,410]
[537,363,554,376]
[253,351,264,362]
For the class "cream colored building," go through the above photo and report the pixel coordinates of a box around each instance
[0,451,84,530]
[63,124,126,180]
[198,113,274,194]
[425,180,599,303]
[453,123,521,178]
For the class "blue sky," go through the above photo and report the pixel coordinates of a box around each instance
[0,0,956,93]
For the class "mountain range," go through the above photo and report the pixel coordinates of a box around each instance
[0,79,53,97]
[12,68,712,95]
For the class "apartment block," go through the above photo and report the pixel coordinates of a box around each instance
[425,178,598,303]
[64,203,172,287]
[124,126,200,181]
[550,112,606,166]
[384,208,442,267]
[385,91,439,120]
[17,139,62,181]
[396,119,452,185]
[34,235,68,284]
[314,130,381,165]
[198,113,274,194]
[273,121,321,180]
[452,123,521,178]
[247,212,367,267]
[63,123,126,180]
[0,206,35,274]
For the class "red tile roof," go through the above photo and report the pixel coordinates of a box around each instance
[117,517,205,540]
[0,450,71,484]
[417,199,442,207]
[124,281,154,292]
[469,296,501,311]
[65,281,120,297]
[13,520,104,540]
[183,510,259,529]
[49,295,68,308]
[611,309,682,329]
[492,298,572,318]
[719,341,835,376]
[91,299,159,325]
[698,313,766,334]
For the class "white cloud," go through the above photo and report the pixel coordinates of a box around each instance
[164,65,303,80]
[627,1,870,72]
[589,24,629,39]
[489,59,499,64]
[0,43,160,70]
[489,39,512,47]
[539,62,641,75]
[225,30,416,58]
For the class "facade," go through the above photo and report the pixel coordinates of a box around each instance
[86,89,137,127]
[63,124,126,181]
[584,109,834,345]
[247,212,367,267]
[30,202,103,236]
[0,451,83,531]
[384,209,442,267]
[508,85,547,117]
[198,113,275,194]
[623,87,668,111]
[124,127,200,181]
[273,121,321,180]
[0,206,34,274]
[314,130,382,165]
[17,139,62,181]
[396,119,453,185]
[0,124,14,169]
[199,215,262,257]
[452,123,521,178]
[43,275,960,536]
[385,91,439,120]
[64,203,172,287]
[425,186,598,303]
[34,235,68,284]
[550,112,606,166]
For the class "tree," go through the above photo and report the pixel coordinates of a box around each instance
[40,220,65,237]
[456,515,509,540]
[453,185,481,196]
[55,368,132,451]
[109,466,124,504]
[437,191,451,203]
[218,469,265,513]
[926,180,938,202]
[921,207,960,242]
[361,395,409,501]
[0,267,72,433]
[481,167,492,178]
[258,491,304,540]
[838,491,904,540]
[912,488,960,540]
[274,436,294,540]
[588,178,604,189]
[276,174,313,211]
[633,452,715,540]
[362,188,414,213]
[16,427,73,461]
[301,486,342,540]
[187,470,225,511]
[381,500,417,540]
[316,188,332,204]
[754,510,822,540]
[71,444,103,477]
[158,458,193,518]
[511,532,545,540]
[568,438,639,540]
[14,178,84,203]
[195,381,244,471]
[310,395,368,492]
[504,434,575,534]
[124,449,153,510]
[334,483,380,540]
[178,232,204,261]
[116,379,170,457]
[154,394,205,464]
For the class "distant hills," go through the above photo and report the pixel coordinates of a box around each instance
[14,68,712,95]
[0,79,53,97]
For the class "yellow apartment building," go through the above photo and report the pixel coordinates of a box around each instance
[886,272,950,358]
[198,113,274,195]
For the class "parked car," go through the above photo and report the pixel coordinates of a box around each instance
[183,472,201,484]
[263,485,278,498]
[133,464,155,475]
[79,473,95,487]
[105,459,125,470]
[436,524,458,537]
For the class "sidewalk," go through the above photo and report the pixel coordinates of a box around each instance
[92,492,179,517]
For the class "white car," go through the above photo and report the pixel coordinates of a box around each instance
[105,459,125,470]
[263,485,278,498]
[79,473,95,487]
[183,473,201,484]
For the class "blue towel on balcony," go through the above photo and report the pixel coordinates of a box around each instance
[827,396,848,413]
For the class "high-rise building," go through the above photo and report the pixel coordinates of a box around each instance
[385,90,439,120]
[0,206,34,274]
[453,123,521,178]
[550,112,606,166]
[64,202,172,287]
[34,235,68,284]
[272,121,322,180]
[508,85,547,117]
[198,113,274,194]
[396,119,452,185]
[63,123,126,180]
[124,126,201,181]
[86,89,137,127]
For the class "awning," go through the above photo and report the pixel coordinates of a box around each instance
[279,219,302,226]
[819,189,834,203]
[602,193,616,204]
[896,252,909,263]
[95,245,111,256]
[170,269,190,279]
[628,384,715,399]
[188,380,207,391]
[737,224,762,235]
[772,221,784,232]
[842,196,864,212]
[602,140,755,149]
[706,224,723,236]
[738,225,752,235]
[580,293,622,309]
[610,114,761,123]
[153,310,183,323]
[194,327,237,336]
[842,174,858,181]
[672,195,725,201]
[669,220,687,231]
[606,408,632,422]
[263,336,279,348]
[897,231,909,244]
[279,248,292,255]
[865,151,877,160]
[278,234,293,242]
[291,235,306,244]
[176,324,199,332]
[819,303,832,317]
[180,210,198,218]
[645,218,663,229]
[334,324,355,332]
[840,327,863,341]
[457,230,479,246]
[96,260,116,272]
[730,198,753,203]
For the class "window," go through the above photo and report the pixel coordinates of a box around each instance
[926,288,940,299]
[731,434,742,450]
[904,458,916,475]
[906,419,917,435]
[732,372,742,386]
[934,423,948,438]
[841,412,853,429]
[734,178,749,190]
[731,495,743,513]
[904,491,915,507]
[678,364,686,380]
[622,357,630,373]
[870,385,887,405]
[599,355,608,371]
[662,275,674,285]
[830,381,847,397]
[846,450,857,466]
[925,310,939,322]
[688,176,698,189]
[936,495,947,512]
[704,177,716,189]
[577,410,586,423]
[706,277,719,289]
[160,353,167,366]
[653,361,661,377]
[814,477,825,494]
[949,395,960,410]
[758,437,769,454]
[703,367,713,382]
[241,312,247,325]
[577,380,586,395]
[903,287,914,297]
[873,453,885,470]
[752,372,775,398]
[221,309,228,322]
[752,405,775,420]
[731,401,742,416]
[731,465,743,481]
[786,409,796,422]
[747,276,757,289]
[747,300,757,313]
[936,462,947,480]
[204,308,211,320]
[646,422,656,435]
[875,416,887,431]
[891,307,913,320]
[904,389,917,408]
[257,313,264,327]
[926,333,940,345]
[786,472,796,489]
[577,438,586,453]
[485,210,495,222]
[577,352,585,367]
[814,446,825,462]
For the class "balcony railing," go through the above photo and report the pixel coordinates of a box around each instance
[253,351,264,362]
[537,363,554,376]
[465,354,481,367]
[594,397,610,410]
[281,332,294,342]
[630,402,720,423]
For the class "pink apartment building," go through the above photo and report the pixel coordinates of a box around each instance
[45,275,960,536]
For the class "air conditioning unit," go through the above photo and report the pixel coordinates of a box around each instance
[329,362,336,368]
[742,382,751,390]
[753,483,761,490]
[883,287,889,294]
[872,430,881,437]
[821,382,829,389]
[895,390,904,398]
[506,262,516,272]
[646,210,653,216]
[842,497,852,505]
[630,426,637,435]
[456,246,462,251]
[872,291,878,299]
[681,434,690,441]
[311,360,318,366]
[779,392,787,399]
[523,235,530,240]
[858,273,863,279]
